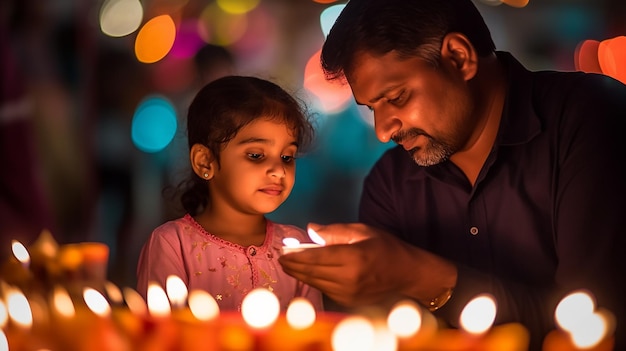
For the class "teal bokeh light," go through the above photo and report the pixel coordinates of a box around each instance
[320,4,345,37]
[131,96,177,153]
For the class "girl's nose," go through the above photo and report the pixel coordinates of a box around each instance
[269,161,286,178]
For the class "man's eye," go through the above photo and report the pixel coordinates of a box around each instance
[248,153,263,160]
[388,91,405,105]
[281,155,295,163]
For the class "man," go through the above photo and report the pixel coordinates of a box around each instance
[278,0,626,349]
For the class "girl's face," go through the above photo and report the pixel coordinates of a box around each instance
[208,117,298,215]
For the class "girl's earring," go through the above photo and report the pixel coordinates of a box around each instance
[203,173,209,178]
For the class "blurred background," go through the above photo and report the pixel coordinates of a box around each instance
[2,0,625,289]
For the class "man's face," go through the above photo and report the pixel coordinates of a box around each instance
[347,50,477,166]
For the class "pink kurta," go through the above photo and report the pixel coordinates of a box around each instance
[136,214,324,311]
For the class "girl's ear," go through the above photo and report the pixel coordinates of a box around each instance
[440,32,478,81]
[190,144,215,180]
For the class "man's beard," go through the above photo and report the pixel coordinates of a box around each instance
[394,129,455,166]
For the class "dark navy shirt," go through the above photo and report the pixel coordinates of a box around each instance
[359,51,626,349]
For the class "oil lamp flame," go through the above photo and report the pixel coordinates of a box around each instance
[53,286,75,318]
[6,289,33,328]
[555,290,595,332]
[286,297,316,330]
[83,287,111,317]
[554,290,609,349]
[147,283,171,317]
[460,294,496,335]
[332,316,376,351]
[241,288,280,329]
[166,275,188,308]
[0,298,8,328]
[307,228,326,246]
[387,299,422,337]
[282,237,301,248]
[188,289,220,321]
[123,287,148,316]
[11,240,30,267]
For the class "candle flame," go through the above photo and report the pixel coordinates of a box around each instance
[286,297,316,329]
[104,281,124,305]
[52,286,75,318]
[307,228,326,246]
[188,290,220,321]
[166,275,188,307]
[0,330,8,351]
[123,287,148,316]
[554,290,610,349]
[569,310,608,349]
[332,316,376,351]
[11,240,30,266]
[147,283,171,317]
[241,288,280,329]
[6,288,33,328]
[459,294,496,335]
[0,298,8,328]
[84,287,112,317]
[387,299,422,337]
[555,290,596,332]
[282,237,301,248]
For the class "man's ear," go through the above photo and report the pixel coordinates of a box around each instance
[190,144,215,180]
[440,32,478,81]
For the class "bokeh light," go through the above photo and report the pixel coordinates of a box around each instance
[575,39,602,73]
[131,96,178,153]
[230,4,275,59]
[598,36,626,84]
[170,20,207,59]
[198,3,248,46]
[575,36,626,84]
[99,0,143,37]
[502,0,529,8]
[459,294,496,335]
[216,0,260,15]
[303,49,353,113]
[135,15,177,63]
[320,4,345,37]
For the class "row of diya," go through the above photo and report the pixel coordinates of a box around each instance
[0,231,617,351]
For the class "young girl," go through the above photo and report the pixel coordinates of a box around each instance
[136,76,323,311]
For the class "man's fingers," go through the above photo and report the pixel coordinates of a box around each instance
[307,222,375,245]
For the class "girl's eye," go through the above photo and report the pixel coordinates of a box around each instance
[248,153,263,160]
[281,155,295,163]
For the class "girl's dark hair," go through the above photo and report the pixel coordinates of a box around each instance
[178,75,315,216]
[321,0,496,81]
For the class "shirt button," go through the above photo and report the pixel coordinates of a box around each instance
[248,247,257,256]
[469,226,479,236]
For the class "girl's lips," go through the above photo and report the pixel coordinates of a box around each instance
[259,186,283,196]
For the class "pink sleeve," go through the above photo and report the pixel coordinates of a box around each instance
[136,224,187,299]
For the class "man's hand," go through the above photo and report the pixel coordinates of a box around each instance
[278,222,457,307]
